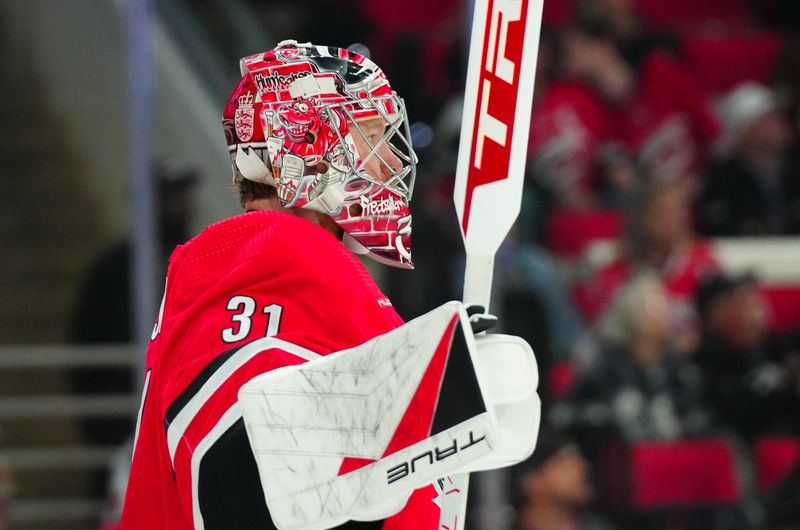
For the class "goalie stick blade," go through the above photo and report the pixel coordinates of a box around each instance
[453,0,544,262]
[453,0,543,249]
[237,302,494,530]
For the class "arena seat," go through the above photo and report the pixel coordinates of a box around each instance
[681,32,782,94]
[548,361,576,400]
[546,208,623,258]
[604,439,741,510]
[632,439,740,508]
[761,285,800,333]
[754,437,800,490]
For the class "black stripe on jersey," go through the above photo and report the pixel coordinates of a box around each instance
[198,418,275,530]
[430,319,488,435]
[198,418,384,530]
[164,345,240,427]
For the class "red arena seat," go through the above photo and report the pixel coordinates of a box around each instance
[600,439,743,528]
[628,439,740,509]
[761,285,800,334]
[548,361,576,401]
[546,208,623,258]
[754,437,800,490]
[681,32,782,94]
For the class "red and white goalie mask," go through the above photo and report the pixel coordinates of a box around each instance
[223,40,418,268]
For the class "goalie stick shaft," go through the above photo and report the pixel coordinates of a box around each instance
[463,254,495,311]
[447,0,543,528]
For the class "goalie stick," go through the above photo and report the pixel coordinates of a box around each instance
[448,0,544,527]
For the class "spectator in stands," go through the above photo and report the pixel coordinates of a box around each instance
[556,273,709,442]
[564,21,719,183]
[71,163,198,345]
[527,27,615,209]
[694,273,800,439]
[698,82,800,236]
[513,431,616,530]
[528,18,719,210]
[572,0,679,68]
[575,179,719,356]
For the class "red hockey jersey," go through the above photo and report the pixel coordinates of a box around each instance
[120,210,438,529]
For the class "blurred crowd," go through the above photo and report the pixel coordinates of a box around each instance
[74,0,800,529]
[312,0,800,528]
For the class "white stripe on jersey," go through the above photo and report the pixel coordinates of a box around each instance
[132,369,152,460]
[167,337,321,465]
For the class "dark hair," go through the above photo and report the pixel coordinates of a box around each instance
[516,431,576,478]
[622,178,683,259]
[232,177,277,208]
[511,430,578,510]
[695,272,757,318]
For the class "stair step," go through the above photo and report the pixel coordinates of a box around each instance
[0,259,96,289]
[14,470,93,499]
[10,497,104,530]
[0,369,72,396]
[0,418,82,447]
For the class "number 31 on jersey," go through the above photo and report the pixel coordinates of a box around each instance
[222,295,284,343]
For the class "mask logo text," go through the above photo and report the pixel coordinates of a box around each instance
[360,195,402,217]
[254,71,311,93]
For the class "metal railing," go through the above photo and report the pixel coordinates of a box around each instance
[0,344,137,529]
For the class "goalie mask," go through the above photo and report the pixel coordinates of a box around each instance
[223,40,418,268]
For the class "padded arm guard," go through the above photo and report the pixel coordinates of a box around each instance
[238,301,540,530]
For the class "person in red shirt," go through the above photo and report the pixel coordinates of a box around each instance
[575,179,720,355]
[120,41,444,530]
[528,21,720,208]
[528,79,612,207]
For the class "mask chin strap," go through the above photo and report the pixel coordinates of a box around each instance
[342,233,369,254]
[343,232,414,269]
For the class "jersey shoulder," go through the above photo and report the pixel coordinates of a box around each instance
[161,210,400,359]
[170,210,372,289]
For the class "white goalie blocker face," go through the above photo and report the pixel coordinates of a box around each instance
[237,301,541,530]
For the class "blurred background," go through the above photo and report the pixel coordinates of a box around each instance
[1,0,800,529]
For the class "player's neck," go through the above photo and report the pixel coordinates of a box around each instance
[244,199,344,240]
[245,196,283,211]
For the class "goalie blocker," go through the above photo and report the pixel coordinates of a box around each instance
[238,301,541,530]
